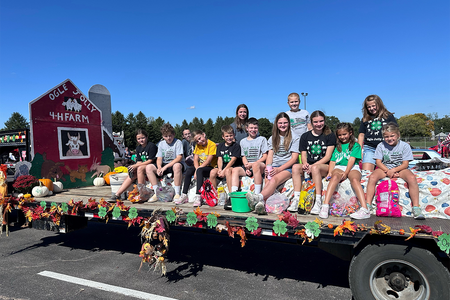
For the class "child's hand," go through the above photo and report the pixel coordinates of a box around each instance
[157,167,164,176]
[326,172,332,179]
[271,167,278,177]
[340,173,348,182]
[386,169,396,178]
[218,170,225,177]
[245,169,252,176]
[245,163,251,170]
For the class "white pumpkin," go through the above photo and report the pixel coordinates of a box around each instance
[48,190,53,196]
[93,177,105,186]
[53,181,64,193]
[32,183,49,197]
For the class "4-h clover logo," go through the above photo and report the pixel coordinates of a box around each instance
[165,210,176,223]
[141,155,147,162]
[305,221,321,238]
[223,154,231,163]
[371,120,382,131]
[207,214,218,228]
[245,216,259,232]
[437,233,450,254]
[98,206,107,218]
[112,206,121,219]
[61,203,69,213]
[186,212,198,226]
[311,144,321,155]
[273,220,287,236]
[128,207,138,219]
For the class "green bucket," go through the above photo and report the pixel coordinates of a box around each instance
[229,191,251,213]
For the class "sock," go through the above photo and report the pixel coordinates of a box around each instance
[152,185,159,192]
[315,195,322,203]
[174,186,180,195]
[255,184,262,194]
[231,186,238,192]
[294,191,300,199]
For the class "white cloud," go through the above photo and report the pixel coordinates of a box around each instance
[187,106,195,109]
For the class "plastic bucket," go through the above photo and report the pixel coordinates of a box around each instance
[229,191,251,213]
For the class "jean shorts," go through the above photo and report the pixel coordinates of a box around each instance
[362,145,376,165]
[273,165,292,174]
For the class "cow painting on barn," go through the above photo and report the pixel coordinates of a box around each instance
[58,128,90,159]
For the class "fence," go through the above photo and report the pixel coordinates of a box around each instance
[402,137,439,149]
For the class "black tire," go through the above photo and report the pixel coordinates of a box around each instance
[349,242,450,300]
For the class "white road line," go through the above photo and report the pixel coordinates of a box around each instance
[38,271,177,300]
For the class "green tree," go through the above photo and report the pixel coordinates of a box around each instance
[352,117,361,136]
[174,123,182,139]
[204,118,215,139]
[181,119,189,131]
[3,112,28,130]
[325,116,340,133]
[190,117,204,132]
[124,113,137,149]
[429,113,450,133]
[151,117,165,144]
[398,114,432,137]
[258,118,273,139]
[212,116,225,142]
[111,111,126,133]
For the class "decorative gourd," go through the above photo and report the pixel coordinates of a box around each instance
[93,177,105,186]
[39,178,54,192]
[103,172,117,185]
[32,182,49,197]
[53,178,63,193]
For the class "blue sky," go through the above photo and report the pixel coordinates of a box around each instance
[1,0,449,128]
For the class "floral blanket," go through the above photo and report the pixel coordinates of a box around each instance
[157,167,450,219]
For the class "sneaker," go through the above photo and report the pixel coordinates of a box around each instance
[319,204,329,219]
[148,193,158,203]
[350,207,371,220]
[310,197,322,215]
[367,203,374,213]
[287,197,299,212]
[412,206,425,220]
[108,193,120,203]
[246,193,263,211]
[174,193,189,205]
[120,192,127,201]
[223,194,232,210]
[173,194,180,202]
[255,201,267,215]
[193,195,202,207]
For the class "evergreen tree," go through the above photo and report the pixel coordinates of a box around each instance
[325,116,340,132]
[190,117,204,132]
[174,123,182,139]
[212,116,225,142]
[181,119,189,131]
[258,118,273,139]
[352,117,361,136]
[204,118,214,139]
[111,111,126,133]
[3,112,29,130]
[124,113,137,149]
[152,117,165,144]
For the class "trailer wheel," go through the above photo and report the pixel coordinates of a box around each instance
[349,242,450,300]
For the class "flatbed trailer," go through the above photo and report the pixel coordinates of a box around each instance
[5,186,450,300]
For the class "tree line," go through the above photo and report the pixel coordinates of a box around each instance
[2,111,450,149]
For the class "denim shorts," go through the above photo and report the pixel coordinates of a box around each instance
[273,165,292,174]
[362,145,376,165]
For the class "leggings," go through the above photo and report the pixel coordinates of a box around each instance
[182,166,214,194]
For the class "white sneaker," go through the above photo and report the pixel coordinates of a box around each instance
[246,193,263,211]
[193,195,202,207]
[173,194,180,202]
[174,193,188,205]
[255,201,267,215]
[148,193,158,203]
[350,207,371,220]
[287,197,299,212]
[310,197,322,215]
[319,204,329,219]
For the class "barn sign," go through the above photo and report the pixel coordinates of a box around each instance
[29,79,114,188]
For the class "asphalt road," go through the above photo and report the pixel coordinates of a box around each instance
[0,221,352,300]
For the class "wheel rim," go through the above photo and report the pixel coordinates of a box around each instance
[369,259,430,300]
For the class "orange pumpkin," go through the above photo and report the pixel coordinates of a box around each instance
[39,178,54,192]
[103,172,117,185]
